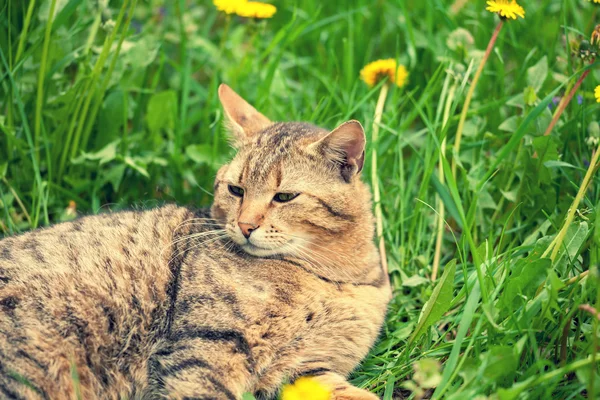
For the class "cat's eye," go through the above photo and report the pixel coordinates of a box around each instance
[228,185,244,197]
[273,192,299,203]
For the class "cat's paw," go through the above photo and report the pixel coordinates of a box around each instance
[331,385,379,400]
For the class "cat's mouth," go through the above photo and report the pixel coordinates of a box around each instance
[241,240,287,257]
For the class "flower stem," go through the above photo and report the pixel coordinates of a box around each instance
[543,144,600,261]
[371,83,390,275]
[34,0,58,161]
[432,80,457,281]
[14,0,37,65]
[451,20,503,178]
[543,68,591,137]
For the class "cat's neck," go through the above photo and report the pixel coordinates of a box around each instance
[288,218,383,285]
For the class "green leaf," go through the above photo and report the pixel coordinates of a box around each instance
[98,90,126,140]
[531,136,559,184]
[553,221,589,275]
[186,144,214,165]
[124,156,149,178]
[147,91,178,133]
[481,346,518,383]
[526,56,548,92]
[408,259,457,344]
[498,257,551,311]
[72,141,118,165]
[498,115,519,133]
[402,275,429,287]
[102,164,126,192]
[241,393,256,400]
[523,86,537,106]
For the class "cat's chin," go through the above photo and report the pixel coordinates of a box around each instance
[238,241,294,258]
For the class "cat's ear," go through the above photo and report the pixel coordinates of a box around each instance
[218,84,272,145]
[308,120,366,182]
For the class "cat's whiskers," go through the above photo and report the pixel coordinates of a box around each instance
[169,233,233,265]
[280,233,362,275]
[170,229,227,247]
[163,229,227,264]
[173,218,223,233]
[166,234,231,266]
[290,242,357,282]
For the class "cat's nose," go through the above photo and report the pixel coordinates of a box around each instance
[238,221,258,239]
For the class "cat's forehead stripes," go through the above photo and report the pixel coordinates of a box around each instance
[238,122,327,185]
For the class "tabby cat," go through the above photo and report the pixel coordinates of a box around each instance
[0,84,391,400]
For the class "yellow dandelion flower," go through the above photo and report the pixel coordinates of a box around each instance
[360,59,408,88]
[280,377,331,400]
[236,1,277,18]
[595,85,600,103]
[587,0,600,3]
[213,0,247,14]
[485,0,525,20]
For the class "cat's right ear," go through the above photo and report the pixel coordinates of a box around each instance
[218,84,272,146]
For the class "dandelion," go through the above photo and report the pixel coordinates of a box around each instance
[280,377,331,400]
[595,86,600,103]
[360,59,408,88]
[485,0,525,20]
[359,58,408,275]
[213,0,246,14]
[236,1,277,18]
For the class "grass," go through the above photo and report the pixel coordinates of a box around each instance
[1,0,600,398]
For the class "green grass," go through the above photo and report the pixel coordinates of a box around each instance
[2,0,600,398]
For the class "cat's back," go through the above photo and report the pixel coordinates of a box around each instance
[0,205,193,399]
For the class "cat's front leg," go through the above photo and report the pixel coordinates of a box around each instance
[305,372,379,400]
[147,331,253,400]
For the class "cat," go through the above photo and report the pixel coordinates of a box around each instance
[0,84,391,400]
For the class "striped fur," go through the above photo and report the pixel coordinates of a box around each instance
[0,85,390,399]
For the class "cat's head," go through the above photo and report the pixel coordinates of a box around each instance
[211,84,375,262]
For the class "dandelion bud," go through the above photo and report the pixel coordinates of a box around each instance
[591,24,600,45]
[578,40,597,60]
[588,121,600,138]
[102,19,116,34]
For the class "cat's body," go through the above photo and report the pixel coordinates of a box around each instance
[0,85,391,399]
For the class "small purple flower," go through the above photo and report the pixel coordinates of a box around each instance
[577,94,583,105]
[583,158,590,168]
[549,96,561,110]
[131,20,142,33]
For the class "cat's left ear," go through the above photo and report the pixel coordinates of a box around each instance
[308,120,366,182]
[218,84,272,145]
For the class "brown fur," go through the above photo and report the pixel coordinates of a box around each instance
[0,85,390,400]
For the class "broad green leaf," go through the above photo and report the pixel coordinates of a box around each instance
[554,221,589,275]
[186,144,214,166]
[103,164,126,192]
[408,259,457,344]
[481,346,518,383]
[147,91,178,133]
[98,90,126,140]
[498,115,519,133]
[124,156,149,178]
[498,257,551,311]
[402,275,429,287]
[526,56,548,92]
[531,136,559,184]
[71,141,118,165]
[543,160,579,169]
